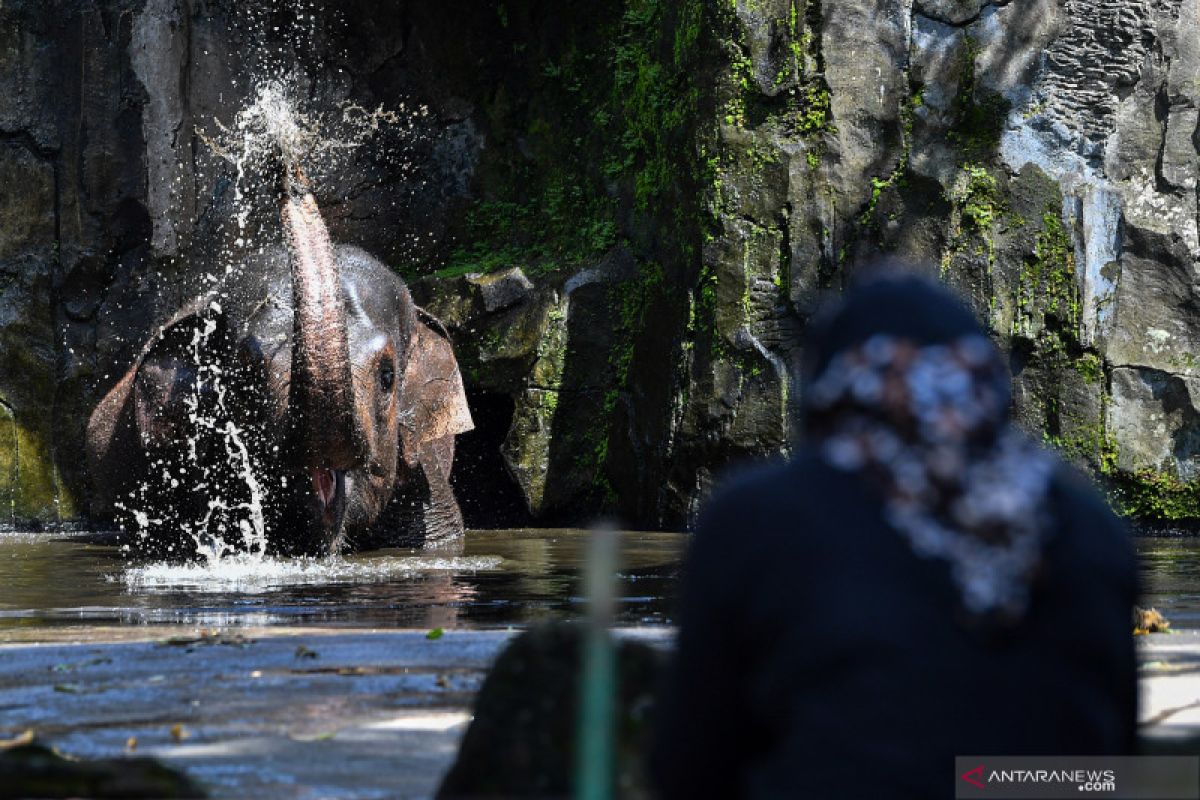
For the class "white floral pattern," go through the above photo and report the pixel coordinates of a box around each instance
[807,334,1056,619]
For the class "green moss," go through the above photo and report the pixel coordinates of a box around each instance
[441,177,619,278]
[400,0,704,284]
[724,52,752,127]
[1169,351,1199,372]
[1043,419,1114,471]
[1073,352,1103,383]
[0,401,15,520]
[5,414,64,522]
[795,83,832,138]
[691,261,722,357]
[411,1,706,511]
[946,36,1009,162]
[1014,210,1079,342]
[1037,212,1079,322]
[1110,470,1200,521]
[950,165,1000,234]
[612,0,706,209]
[939,162,1005,275]
[720,0,831,164]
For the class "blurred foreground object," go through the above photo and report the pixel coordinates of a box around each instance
[0,734,204,799]
[576,524,617,800]
[437,622,662,799]
[652,273,1138,799]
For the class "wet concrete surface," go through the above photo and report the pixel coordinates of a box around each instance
[1,628,1195,798]
[1138,631,1200,753]
[0,628,670,799]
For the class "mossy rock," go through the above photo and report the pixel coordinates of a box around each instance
[0,398,69,525]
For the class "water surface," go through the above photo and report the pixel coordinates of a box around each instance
[0,529,684,639]
[3,530,1198,641]
[1135,536,1200,629]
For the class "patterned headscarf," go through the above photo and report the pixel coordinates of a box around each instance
[803,274,1057,622]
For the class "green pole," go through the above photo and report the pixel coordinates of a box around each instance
[575,523,617,800]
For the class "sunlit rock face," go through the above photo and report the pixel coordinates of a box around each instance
[653,0,1200,526]
[1,0,1199,530]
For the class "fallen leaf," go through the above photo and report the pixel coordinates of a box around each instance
[1133,606,1171,635]
[53,684,82,694]
[426,627,445,641]
[126,736,138,751]
[50,657,112,673]
[170,724,189,743]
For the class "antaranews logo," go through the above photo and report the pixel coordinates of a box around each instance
[961,765,986,790]
[960,764,1115,794]
[955,756,1199,799]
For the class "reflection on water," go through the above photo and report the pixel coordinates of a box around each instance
[0,529,684,637]
[1135,537,1200,630]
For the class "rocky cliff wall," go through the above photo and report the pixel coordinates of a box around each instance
[695,0,1200,526]
[0,0,1197,530]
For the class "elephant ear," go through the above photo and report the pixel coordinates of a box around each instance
[398,308,474,470]
[86,293,222,513]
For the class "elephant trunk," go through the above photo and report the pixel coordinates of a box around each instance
[282,166,363,475]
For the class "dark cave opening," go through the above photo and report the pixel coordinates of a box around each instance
[450,388,533,530]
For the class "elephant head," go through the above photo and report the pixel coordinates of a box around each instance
[85,169,474,555]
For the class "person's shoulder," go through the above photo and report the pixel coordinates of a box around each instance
[1048,460,1135,573]
[704,457,789,507]
[1051,462,1124,528]
[694,449,838,536]
[700,451,828,513]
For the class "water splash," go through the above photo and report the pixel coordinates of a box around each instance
[179,303,269,561]
[200,79,428,242]
[123,554,502,594]
[118,5,430,569]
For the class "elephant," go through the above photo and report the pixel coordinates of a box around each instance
[85,169,474,555]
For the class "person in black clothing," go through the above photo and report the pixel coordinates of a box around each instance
[652,272,1137,799]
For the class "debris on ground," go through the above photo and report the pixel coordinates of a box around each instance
[1134,607,1172,635]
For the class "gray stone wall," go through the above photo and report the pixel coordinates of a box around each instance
[663,0,1200,525]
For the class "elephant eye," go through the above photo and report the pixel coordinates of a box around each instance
[379,361,395,392]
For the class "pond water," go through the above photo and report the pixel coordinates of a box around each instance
[1135,536,1200,629]
[0,529,685,640]
[1,531,1198,640]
